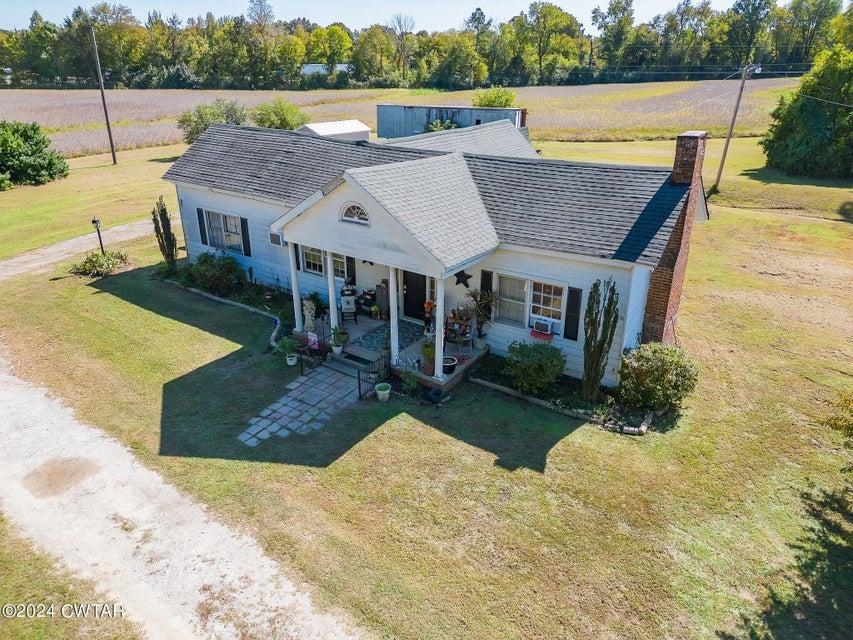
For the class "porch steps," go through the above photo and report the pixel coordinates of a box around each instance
[322,358,361,378]
[341,344,380,363]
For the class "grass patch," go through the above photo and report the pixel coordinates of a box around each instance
[537,137,851,221]
[0,514,143,640]
[0,144,183,260]
[0,135,848,639]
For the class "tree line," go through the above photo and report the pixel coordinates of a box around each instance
[0,0,849,90]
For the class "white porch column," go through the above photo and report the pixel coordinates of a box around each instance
[389,266,400,366]
[434,276,446,381]
[325,251,338,330]
[288,242,303,332]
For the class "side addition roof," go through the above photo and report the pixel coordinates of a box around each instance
[344,153,499,272]
[382,120,539,159]
[464,155,690,267]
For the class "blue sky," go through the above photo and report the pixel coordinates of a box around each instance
[5,1,734,32]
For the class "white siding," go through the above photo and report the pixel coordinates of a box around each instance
[623,266,652,351]
[175,184,293,288]
[449,247,643,387]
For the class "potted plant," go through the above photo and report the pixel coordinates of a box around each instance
[330,325,348,355]
[375,382,392,402]
[370,304,381,320]
[466,288,497,349]
[421,339,436,376]
[278,336,299,366]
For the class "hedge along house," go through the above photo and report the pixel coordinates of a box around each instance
[163,120,707,386]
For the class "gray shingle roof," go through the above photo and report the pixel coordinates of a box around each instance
[382,120,539,159]
[164,124,691,267]
[464,155,689,266]
[345,153,499,271]
[163,124,437,208]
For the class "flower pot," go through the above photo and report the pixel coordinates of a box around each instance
[422,358,435,376]
[332,344,343,355]
[429,388,444,404]
[443,356,458,375]
[366,370,379,384]
[375,382,391,402]
[285,354,298,366]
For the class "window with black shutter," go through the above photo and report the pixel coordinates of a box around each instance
[240,217,251,257]
[196,208,208,245]
[345,256,356,284]
[480,270,493,293]
[564,287,582,341]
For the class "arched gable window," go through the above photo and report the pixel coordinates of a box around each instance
[341,203,369,225]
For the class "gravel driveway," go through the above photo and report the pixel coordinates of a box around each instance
[0,354,363,640]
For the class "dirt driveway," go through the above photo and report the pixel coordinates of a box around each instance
[0,354,363,640]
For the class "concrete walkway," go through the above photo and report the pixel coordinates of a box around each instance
[239,366,360,447]
[0,355,363,640]
[0,219,152,281]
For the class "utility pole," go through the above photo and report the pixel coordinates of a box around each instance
[90,23,117,165]
[714,63,760,190]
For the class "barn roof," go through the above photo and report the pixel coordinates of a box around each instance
[164,124,691,267]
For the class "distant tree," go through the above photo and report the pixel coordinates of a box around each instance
[276,34,305,86]
[151,195,178,270]
[351,25,396,81]
[472,86,516,107]
[592,0,636,65]
[0,121,69,190]
[788,0,842,62]
[760,45,852,179]
[726,0,772,64]
[465,7,494,58]
[430,33,488,89]
[388,14,415,77]
[251,97,310,130]
[527,2,581,84]
[582,277,620,402]
[247,0,275,41]
[325,25,352,74]
[176,99,247,143]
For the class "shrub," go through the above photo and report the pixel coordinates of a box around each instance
[251,98,310,130]
[503,341,565,396]
[472,86,516,108]
[0,121,69,190]
[277,336,298,356]
[760,46,852,179]
[189,252,246,297]
[424,119,457,133]
[70,250,128,277]
[618,342,699,412]
[176,99,247,144]
[151,195,178,270]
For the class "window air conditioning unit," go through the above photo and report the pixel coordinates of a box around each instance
[532,317,555,335]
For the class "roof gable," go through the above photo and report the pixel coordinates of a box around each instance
[344,153,499,272]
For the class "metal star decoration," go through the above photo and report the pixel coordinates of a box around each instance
[454,270,472,288]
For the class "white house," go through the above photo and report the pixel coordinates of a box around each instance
[164,120,707,386]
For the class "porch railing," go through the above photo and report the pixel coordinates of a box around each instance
[357,353,391,400]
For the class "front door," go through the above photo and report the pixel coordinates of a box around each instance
[402,271,426,320]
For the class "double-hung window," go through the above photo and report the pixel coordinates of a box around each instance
[301,246,324,274]
[530,281,564,331]
[205,210,243,254]
[496,275,526,326]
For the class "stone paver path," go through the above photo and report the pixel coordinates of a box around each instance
[238,366,359,446]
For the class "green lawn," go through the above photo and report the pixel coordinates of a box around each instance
[0,165,849,638]
[0,144,183,261]
[0,515,143,640]
[537,137,851,221]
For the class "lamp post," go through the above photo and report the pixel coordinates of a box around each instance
[91,216,105,255]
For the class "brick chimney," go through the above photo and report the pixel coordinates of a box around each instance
[642,131,707,344]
